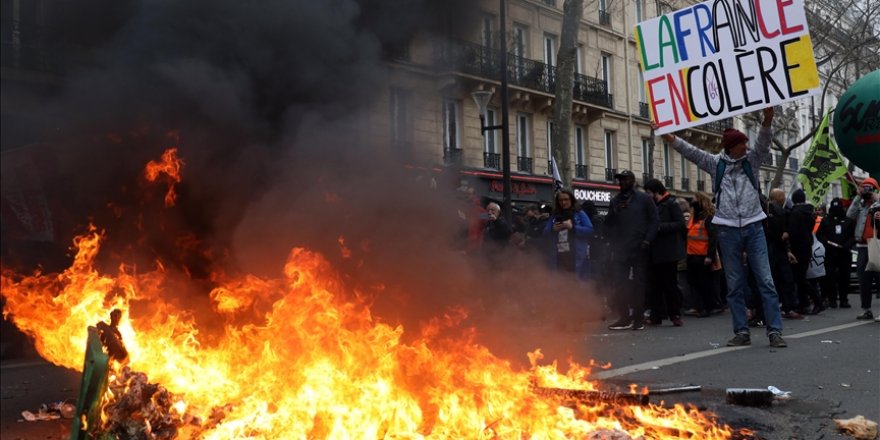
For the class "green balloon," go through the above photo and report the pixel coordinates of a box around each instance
[832,69,880,176]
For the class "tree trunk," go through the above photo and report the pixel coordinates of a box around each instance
[770,148,793,189]
[551,0,583,189]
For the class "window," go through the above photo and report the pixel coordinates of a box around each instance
[641,138,652,175]
[635,0,645,22]
[663,143,671,177]
[513,25,527,58]
[599,0,607,14]
[543,34,557,67]
[443,100,460,152]
[517,113,531,158]
[680,153,688,178]
[575,44,584,74]
[390,88,412,153]
[575,126,586,166]
[484,108,498,153]
[637,70,646,103]
[481,15,494,48]
[546,120,555,163]
[604,130,615,169]
[601,53,612,83]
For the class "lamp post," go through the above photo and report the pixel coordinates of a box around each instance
[472,0,512,226]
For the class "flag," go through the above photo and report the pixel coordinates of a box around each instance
[797,109,848,206]
[550,155,563,193]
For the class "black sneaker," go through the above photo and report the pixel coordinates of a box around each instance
[726,333,751,346]
[608,320,633,330]
[768,332,787,348]
[632,321,646,331]
[856,310,874,320]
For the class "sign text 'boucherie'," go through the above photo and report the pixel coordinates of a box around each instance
[635,0,820,135]
[574,189,612,203]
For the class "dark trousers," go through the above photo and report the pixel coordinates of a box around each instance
[856,247,880,309]
[822,247,852,305]
[648,261,683,321]
[612,253,649,323]
[769,245,798,312]
[686,256,719,313]
[792,258,821,311]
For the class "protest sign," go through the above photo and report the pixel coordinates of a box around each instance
[635,0,821,135]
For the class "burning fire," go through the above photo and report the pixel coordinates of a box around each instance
[144,147,184,207]
[1,150,745,439]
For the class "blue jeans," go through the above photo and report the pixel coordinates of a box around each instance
[717,222,783,335]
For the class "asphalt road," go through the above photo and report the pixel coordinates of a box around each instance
[1,299,878,439]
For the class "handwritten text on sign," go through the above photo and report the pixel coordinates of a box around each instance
[635,0,820,135]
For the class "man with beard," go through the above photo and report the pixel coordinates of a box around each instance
[788,189,823,315]
[817,198,855,309]
[605,170,659,331]
[657,107,787,348]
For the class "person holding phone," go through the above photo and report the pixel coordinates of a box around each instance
[543,190,593,277]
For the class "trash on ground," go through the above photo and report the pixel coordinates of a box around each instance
[767,386,792,400]
[725,388,774,407]
[648,385,701,395]
[834,415,878,440]
[19,401,76,422]
[841,383,852,388]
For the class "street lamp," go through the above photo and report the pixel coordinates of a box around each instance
[471,0,512,226]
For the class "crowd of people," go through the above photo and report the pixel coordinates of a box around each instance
[458,106,880,348]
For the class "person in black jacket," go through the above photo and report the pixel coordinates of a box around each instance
[816,197,856,308]
[767,189,801,319]
[605,170,659,330]
[643,179,687,326]
[788,189,823,315]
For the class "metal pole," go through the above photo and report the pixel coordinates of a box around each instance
[500,0,512,226]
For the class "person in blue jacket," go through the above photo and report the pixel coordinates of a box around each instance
[544,189,593,279]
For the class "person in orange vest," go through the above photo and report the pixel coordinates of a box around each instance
[846,177,880,320]
[686,192,721,318]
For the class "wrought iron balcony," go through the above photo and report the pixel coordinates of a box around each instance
[664,175,674,189]
[444,148,463,166]
[697,180,706,191]
[599,10,612,25]
[638,102,650,119]
[435,40,612,108]
[697,118,733,133]
[681,177,690,191]
[605,168,617,182]
[484,152,501,170]
[575,164,588,179]
[517,157,534,173]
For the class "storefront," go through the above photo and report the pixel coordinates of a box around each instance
[459,170,618,214]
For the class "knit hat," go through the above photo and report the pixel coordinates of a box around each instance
[862,177,879,190]
[722,128,748,150]
[791,188,806,204]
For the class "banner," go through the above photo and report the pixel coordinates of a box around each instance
[551,155,563,193]
[635,0,821,135]
[796,109,848,206]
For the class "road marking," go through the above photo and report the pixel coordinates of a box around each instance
[590,320,874,380]
[0,360,53,370]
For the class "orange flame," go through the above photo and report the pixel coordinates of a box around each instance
[144,148,184,207]
[1,228,741,438]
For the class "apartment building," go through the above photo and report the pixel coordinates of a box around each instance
[368,0,733,211]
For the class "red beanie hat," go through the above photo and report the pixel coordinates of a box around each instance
[722,128,748,150]
[863,177,879,190]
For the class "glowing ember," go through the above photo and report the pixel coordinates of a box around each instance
[0,150,748,439]
[144,148,184,207]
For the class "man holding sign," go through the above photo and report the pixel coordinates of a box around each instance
[656,107,786,348]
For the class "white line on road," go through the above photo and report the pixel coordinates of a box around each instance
[590,320,874,380]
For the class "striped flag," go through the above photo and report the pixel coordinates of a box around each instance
[551,155,563,193]
[797,109,848,206]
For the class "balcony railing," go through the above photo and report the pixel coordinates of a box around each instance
[664,176,674,189]
[638,102,650,119]
[517,157,534,173]
[605,168,617,182]
[575,164,587,179]
[484,152,501,170]
[436,40,612,108]
[696,118,734,133]
[697,180,706,191]
[599,10,611,25]
[681,177,690,191]
[444,148,463,166]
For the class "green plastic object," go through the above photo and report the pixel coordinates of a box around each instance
[69,326,112,440]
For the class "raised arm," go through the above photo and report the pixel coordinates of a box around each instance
[753,107,774,158]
